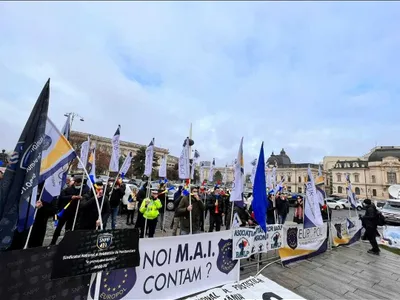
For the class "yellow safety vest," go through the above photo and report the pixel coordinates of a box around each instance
[139,198,162,220]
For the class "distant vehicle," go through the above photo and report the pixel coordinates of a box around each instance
[337,199,363,211]
[381,200,400,225]
[326,199,342,210]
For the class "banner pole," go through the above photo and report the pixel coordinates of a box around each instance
[71,172,85,231]
[143,176,152,238]
[189,124,193,235]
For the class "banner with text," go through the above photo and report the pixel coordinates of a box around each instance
[186,274,305,300]
[380,226,400,249]
[331,216,362,247]
[232,224,283,260]
[279,223,328,265]
[88,231,239,300]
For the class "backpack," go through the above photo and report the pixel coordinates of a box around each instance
[376,211,385,226]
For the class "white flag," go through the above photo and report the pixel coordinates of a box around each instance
[88,144,96,188]
[179,138,190,180]
[109,125,121,172]
[120,151,133,176]
[77,137,90,169]
[230,137,244,202]
[304,166,323,228]
[144,138,154,177]
[208,158,215,182]
[250,158,257,185]
[158,154,167,178]
[190,150,200,180]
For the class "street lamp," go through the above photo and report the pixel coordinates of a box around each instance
[64,112,84,130]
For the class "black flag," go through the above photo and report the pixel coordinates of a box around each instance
[0,79,50,250]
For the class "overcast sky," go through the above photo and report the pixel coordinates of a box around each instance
[1,2,400,170]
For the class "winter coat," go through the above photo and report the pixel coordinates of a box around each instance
[176,195,204,233]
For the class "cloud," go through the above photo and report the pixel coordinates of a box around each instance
[1,2,400,172]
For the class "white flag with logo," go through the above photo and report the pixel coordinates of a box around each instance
[230,137,244,202]
[304,166,323,228]
[109,125,121,172]
[179,138,190,180]
[77,138,90,169]
[144,139,154,177]
[158,154,167,178]
[190,150,200,180]
[250,158,257,185]
[120,151,133,176]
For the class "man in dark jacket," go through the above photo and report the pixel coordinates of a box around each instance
[267,194,276,224]
[50,178,86,245]
[276,193,289,224]
[107,179,125,229]
[175,187,204,234]
[78,181,110,230]
[362,199,380,255]
[207,187,225,232]
[158,183,168,231]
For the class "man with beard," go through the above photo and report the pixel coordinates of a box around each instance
[50,177,86,245]
[207,186,225,232]
[176,187,204,235]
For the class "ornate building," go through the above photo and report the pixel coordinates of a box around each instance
[69,131,178,169]
[266,149,320,194]
[197,162,234,183]
[324,146,400,200]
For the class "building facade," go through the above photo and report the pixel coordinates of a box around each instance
[266,149,320,194]
[197,162,234,183]
[69,131,178,169]
[324,146,400,200]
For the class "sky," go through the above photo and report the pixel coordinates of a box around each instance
[1,2,400,171]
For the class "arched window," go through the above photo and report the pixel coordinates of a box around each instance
[355,187,360,195]
[338,186,343,194]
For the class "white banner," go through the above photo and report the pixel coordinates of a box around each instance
[158,155,167,178]
[186,274,305,300]
[232,224,283,260]
[279,223,328,265]
[88,231,239,300]
[178,138,190,180]
[120,152,133,176]
[380,226,400,249]
[109,126,121,172]
[77,140,89,169]
[331,216,362,247]
[144,139,154,177]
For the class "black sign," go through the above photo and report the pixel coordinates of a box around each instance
[52,229,140,279]
[0,246,90,300]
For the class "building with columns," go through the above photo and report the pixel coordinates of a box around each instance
[265,149,320,194]
[197,161,234,183]
[69,131,178,169]
[323,146,400,200]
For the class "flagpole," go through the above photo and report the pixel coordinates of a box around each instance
[189,124,193,235]
[143,138,155,239]
[162,155,167,233]
[23,187,45,249]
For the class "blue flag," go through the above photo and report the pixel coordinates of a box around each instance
[252,142,268,232]
[0,79,50,250]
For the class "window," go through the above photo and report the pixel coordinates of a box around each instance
[337,174,342,182]
[338,186,343,194]
[355,187,360,195]
[287,176,291,183]
[387,172,397,184]
[372,189,377,197]
[287,186,292,192]
[354,174,359,183]
[371,175,376,183]
[344,163,350,168]
[298,187,302,193]
[298,176,301,183]
[353,162,359,168]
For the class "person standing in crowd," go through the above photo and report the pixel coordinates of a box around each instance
[176,187,204,235]
[199,187,207,232]
[107,178,125,229]
[267,194,276,224]
[135,182,148,236]
[223,189,233,230]
[28,183,57,248]
[126,187,137,225]
[207,186,225,232]
[139,189,162,238]
[157,182,168,232]
[361,199,380,255]
[293,196,304,224]
[276,193,289,224]
[78,181,110,230]
[171,190,183,236]
[50,178,86,245]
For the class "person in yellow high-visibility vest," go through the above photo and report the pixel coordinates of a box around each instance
[139,189,162,238]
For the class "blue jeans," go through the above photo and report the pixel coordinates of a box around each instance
[109,207,119,229]
[279,214,287,225]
